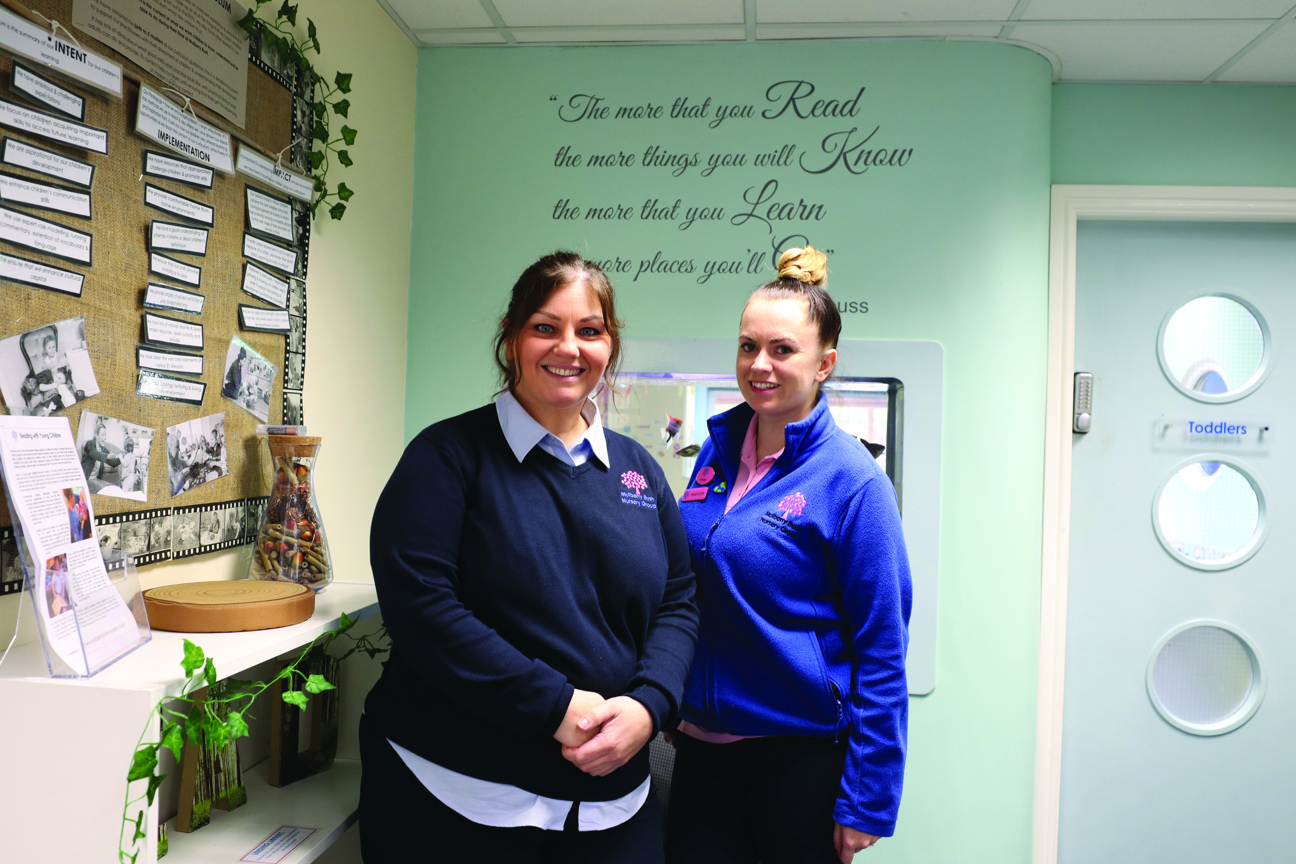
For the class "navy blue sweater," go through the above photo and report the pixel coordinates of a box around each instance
[366,405,698,801]
[679,396,912,836]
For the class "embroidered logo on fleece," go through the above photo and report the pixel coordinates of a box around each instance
[761,492,805,537]
[620,470,657,509]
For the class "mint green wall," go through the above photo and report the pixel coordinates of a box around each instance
[408,40,1051,862]
[1053,83,1296,186]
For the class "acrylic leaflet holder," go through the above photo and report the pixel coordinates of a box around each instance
[0,409,152,678]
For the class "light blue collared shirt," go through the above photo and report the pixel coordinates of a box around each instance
[494,389,609,468]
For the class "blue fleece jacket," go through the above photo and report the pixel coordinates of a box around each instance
[678,395,912,837]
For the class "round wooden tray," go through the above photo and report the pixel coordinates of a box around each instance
[144,580,315,633]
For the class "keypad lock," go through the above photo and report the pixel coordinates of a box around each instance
[1073,372,1093,433]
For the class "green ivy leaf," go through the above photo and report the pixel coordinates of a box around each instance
[304,673,337,693]
[181,640,205,679]
[226,711,251,740]
[278,1,298,26]
[126,852,139,864]
[312,35,321,54]
[127,746,158,782]
[312,102,326,119]
[329,202,347,220]
[145,773,168,806]
[238,9,259,37]
[309,150,325,169]
[340,125,357,146]
[160,722,184,762]
[332,99,350,118]
[336,149,353,167]
[203,657,218,689]
[339,610,355,633]
[282,689,309,710]
[334,71,352,94]
[314,177,327,193]
[307,18,317,40]
[185,705,205,745]
[131,811,146,842]
[312,120,328,143]
[205,714,232,750]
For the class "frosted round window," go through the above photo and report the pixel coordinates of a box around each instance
[1157,294,1270,403]
[1147,622,1263,736]
[1151,456,1266,571]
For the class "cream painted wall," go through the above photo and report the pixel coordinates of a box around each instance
[0,0,415,650]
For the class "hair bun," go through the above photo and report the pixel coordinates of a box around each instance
[776,245,828,286]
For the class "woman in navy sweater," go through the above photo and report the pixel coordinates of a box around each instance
[363,252,698,863]
[667,247,912,864]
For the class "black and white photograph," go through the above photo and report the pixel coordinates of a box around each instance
[199,508,226,546]
[221,337,278,422]
[149,512,173,555]
[0,315,99,414]
[166,413,228,497]
[283,390,303,425]
[288,314,305,353]
[225,503,246,542]
[1,528,23,593]
[119,520,150,556]
[75,410,155,501]
[96,521,120,555]
[173,510,200,554]
[286,351,304,391]
[287,276,306,317]
[245,497,267,539]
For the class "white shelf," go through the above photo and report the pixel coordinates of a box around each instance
[165,759,360,864]
[0,580,379,864]
[0,580,379,693]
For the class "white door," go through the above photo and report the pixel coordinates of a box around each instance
[1059,220,1296,863]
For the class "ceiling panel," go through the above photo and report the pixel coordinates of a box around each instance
[758,22,1003,39]
[1022,0,1295,21]
[757,0,1019,23]
[387,0,494,30]
[416,29,509,45]
[510,25,747,43]
[1011,21,1270,80]
[1217,23,1296,81]
[493,0,744,28]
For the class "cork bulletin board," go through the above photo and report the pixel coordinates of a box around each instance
[0,0,312,589]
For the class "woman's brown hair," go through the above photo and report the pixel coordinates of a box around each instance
[493,251,624,394]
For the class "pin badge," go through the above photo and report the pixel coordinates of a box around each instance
[696,467,715,485]
[682,486,708,502]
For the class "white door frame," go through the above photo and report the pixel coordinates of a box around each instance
[1033,184,1296,864]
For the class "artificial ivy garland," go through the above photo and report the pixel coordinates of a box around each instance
[239,1,357,221]
[118,614,389,863]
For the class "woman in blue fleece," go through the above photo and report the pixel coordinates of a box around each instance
[667,246,912,864]
[363,253,698,863]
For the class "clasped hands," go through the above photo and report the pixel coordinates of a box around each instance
[553,688,652,777]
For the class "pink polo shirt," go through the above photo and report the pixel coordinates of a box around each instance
[680,414,783,744]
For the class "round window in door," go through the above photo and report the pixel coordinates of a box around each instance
[1151,455,1268,571]
[1157,294,1271,403]
[1147,620,1264,736]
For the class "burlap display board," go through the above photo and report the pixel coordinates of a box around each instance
[0,0,311,571]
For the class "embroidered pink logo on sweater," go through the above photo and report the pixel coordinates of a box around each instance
[777,492,807,519]
[621,470,649,495]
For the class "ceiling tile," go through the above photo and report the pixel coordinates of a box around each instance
[493,0,744,28]
[1010,21,1270,80]
[1217,23,1296,82]
[416,28,509,45]
[387,0,494,30]
[758,22,1003,39]
[1022,0,1294,21]
[757,0,1020,24]
[511,25,747,43]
